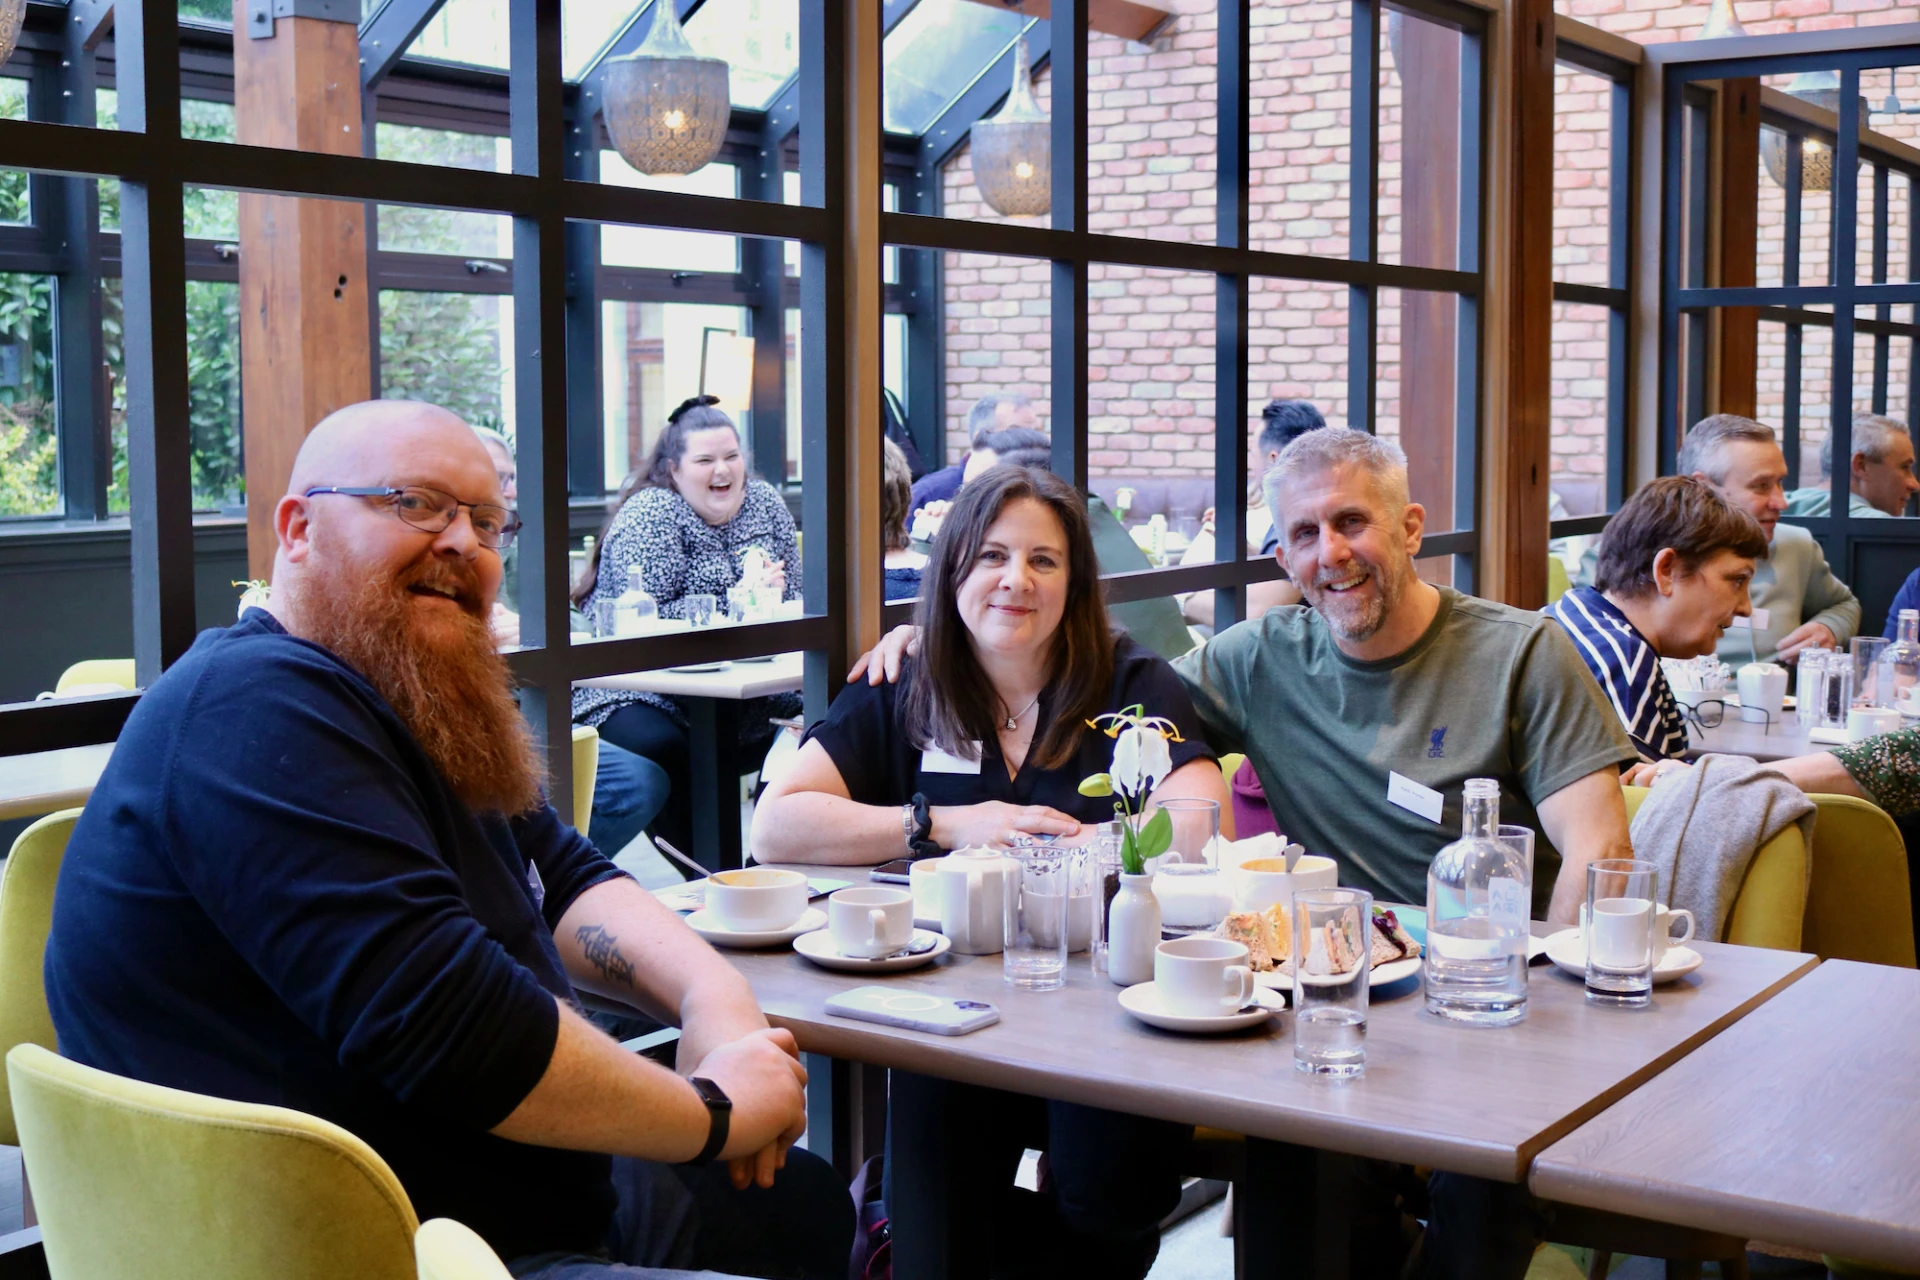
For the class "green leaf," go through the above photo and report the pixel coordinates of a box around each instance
[1135,808,1173,863]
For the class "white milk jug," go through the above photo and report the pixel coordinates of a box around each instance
[936,849,1011,955]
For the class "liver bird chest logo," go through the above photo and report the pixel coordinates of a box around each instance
[1428,726,1448,759]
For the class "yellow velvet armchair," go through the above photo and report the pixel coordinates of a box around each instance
[0,808,77,1147]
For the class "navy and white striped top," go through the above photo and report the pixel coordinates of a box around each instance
[1546,585,1689,762]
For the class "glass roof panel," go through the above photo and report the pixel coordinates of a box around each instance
[682,0,800,110]
[883,0,1032,136]
[406,0,511,71]
[567,2,648,81]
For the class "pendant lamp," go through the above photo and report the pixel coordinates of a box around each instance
[1760,71,1863,193]
[970,38,1051,218]
[603,1,731,177]
[0,0,23,67]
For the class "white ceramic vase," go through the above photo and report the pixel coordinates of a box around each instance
[1107,872,1161,987]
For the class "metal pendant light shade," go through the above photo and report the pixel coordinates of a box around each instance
[0,0,24,67]
[1760,72,1862,192]
[1697,0,1748,40]
[604,2,731,177]
[970,38,1051,218]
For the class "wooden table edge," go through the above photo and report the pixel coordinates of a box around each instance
[0,786,93,823]
[1510,950,1820,1176]
[1526,1168,1920,1273]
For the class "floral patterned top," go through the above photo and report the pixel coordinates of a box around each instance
[1831,726,1920,818]
[571,478,802,736]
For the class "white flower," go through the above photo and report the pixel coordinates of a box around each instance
[1111,723,1173,798]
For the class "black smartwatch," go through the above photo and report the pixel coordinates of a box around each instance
[687,1076,732,1166]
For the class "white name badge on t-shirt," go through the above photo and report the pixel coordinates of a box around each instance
[921,744,984,775]
[1387,771,1446,824]
[1728,606,1771,631]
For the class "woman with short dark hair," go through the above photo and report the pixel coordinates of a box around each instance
[571,395,800,855]
[1547,476,1767,763]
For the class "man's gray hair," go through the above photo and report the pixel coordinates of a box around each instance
[1822,412,1910,474]
[1262,427,1411,524]
[966,393,1034,446]
[471,425,512,454]
[1676,414,1776,482]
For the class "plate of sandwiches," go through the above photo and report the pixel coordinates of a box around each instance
[1216,902,1424,990]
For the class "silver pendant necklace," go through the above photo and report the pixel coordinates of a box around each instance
[1001,691,1041,731]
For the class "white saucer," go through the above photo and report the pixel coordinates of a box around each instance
[1256,955,1422,991]
[686,907,825,949]
[1118,982,1284,1033]
[793,928,951,972]
[668,661,730,674]
[1541,928,1704,984]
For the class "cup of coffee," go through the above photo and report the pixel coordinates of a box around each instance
[704,867,808,933]
[1736,662,1788,724]
[1232,854,1338,917]
[1848,705,1902,743]
[1153,936,1255,1018]
[1584,896,1657,971]
[1653,904,1695,962]
[828,886,914,959]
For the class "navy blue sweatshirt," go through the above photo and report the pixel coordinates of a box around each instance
[45,610,629,1261]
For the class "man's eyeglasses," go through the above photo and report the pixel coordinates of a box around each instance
[303,485,521,550]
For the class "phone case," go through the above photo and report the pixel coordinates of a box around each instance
[823,986,1000,1035]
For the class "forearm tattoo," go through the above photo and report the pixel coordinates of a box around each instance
[574,924,635,989]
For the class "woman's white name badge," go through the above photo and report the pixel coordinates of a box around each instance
[921,744,983,775]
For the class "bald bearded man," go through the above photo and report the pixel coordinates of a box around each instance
[45,401,851,1278]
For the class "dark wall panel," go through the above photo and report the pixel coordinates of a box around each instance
[1842,534,1920,641]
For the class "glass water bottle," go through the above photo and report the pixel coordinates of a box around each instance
[1423,778,1531,1026]
[611,565,658,637]
[1875,609,1920,710]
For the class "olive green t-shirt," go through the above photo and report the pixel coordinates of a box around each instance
[1173,587,1635,916]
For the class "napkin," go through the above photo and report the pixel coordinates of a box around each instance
[1201,831,1287,872]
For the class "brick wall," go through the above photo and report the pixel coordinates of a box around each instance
[936,0,1918,506]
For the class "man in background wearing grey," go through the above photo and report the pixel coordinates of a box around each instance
[1783,411,1920,519]
[1678,414,1861,666]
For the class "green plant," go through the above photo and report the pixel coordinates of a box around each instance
[0,403,57,515]
[1079,706,1184,875]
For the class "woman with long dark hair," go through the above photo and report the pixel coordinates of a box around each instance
[753,465,1227,1280]
[572,395,800,855]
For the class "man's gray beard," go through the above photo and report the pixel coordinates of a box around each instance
[1311,559,1405,644]
[282,558,546,817]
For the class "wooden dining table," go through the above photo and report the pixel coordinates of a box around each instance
[714,865,1818,1280]
[1531,958,1920,1273]
[0,743,114,823]
[1685,706,1814,763]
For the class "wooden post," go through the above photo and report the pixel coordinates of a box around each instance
[1400,16,1461,545]
[1500,0,1556,608]
[1710,78,1760,419]
[232,4,371,581]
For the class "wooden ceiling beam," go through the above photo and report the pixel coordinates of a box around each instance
[959,0,1172,46]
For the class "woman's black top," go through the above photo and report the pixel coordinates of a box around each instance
[805,633,1214,829]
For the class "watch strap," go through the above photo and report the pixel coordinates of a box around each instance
[687,1076,731,1166]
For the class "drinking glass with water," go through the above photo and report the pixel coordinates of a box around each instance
[1424,778,1531,1026]
[1583,859,1659,1006]
[1292,887,1371,1077]
[1003,844,1071,990]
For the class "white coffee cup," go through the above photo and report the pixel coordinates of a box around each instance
[827,886,915,959]
[1232,854,1338,916]
[1848,705,1902,743]
[1652,904,1695,961]
[1736,662,1788,724]
[704,867,808,933]
[1153,936,1256,1018]
[936,849,1011,955]
[1585,896,1657,971]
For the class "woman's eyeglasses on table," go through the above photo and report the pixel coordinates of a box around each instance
[303,486,522,550]
[1682,699,1775,735]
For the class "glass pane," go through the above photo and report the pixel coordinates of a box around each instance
[1087,1,1218,246]
[1249,276,1351,556]
[1379,9,1465,271]
[1375,287,1464,534]
[567,1,645,80]
[682,0,800,109]
[1757,125,1788,290]
[0,83,24,227]
[939,249,1051,472]
[185,281,244,514]
[599,299,756,492]
[379,291,515,434]
[178,0,229,23]
[1798,320,1836,483]
[1250,0,1351,258]
[377,122,509,176]
[884,0,1032,135]
[1553,64,1612,288]
[0,273,57,518]
[1549,301,1610,516]
[1088,264,1216,577]
[599,154,740,271]
[405,0,511,70]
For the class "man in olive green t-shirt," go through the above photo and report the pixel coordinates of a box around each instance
[1175,428,1637,924]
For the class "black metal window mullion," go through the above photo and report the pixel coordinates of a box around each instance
[1872,161,1889,414]
[1783,130,1804,487]
[1348,0,1379,437]
[1049,0,1089,494]
[1212,0,1252,629]
[1827,68,1861,527]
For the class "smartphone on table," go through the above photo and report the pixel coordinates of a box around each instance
[824,987,1000,1036]
[869,859,915,884]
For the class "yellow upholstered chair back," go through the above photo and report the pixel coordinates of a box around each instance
[570,725,600,836]
[415,1218,514,1280]
[1546,555,1571,606]
[0,808,77,1146]
[1218,752,1247,789]
[1803,794,1915,967]
[54,660,136,694]
[1620,786,1808,951]
[8,1042,419,1280]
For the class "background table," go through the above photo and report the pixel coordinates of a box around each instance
[720,866,1816,1277]
[0,744,113,822]
[577,654,804,872]
[1687,707,1811,763]
[1532,959,1920,1272]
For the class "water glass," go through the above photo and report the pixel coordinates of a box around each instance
[1089,824,1123,975]
[1584,859,1659,1006]
[1152,798,1227,936]
[1292,888,1371,1078]
[1004,844,1070,990]
[1497,825,1536,887]
[1854,636,1890,707]
[686,593,717,627]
